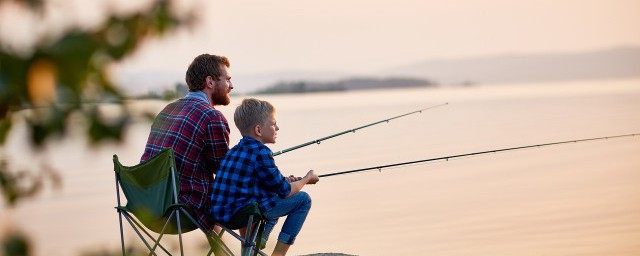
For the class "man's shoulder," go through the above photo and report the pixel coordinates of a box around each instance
[174,98,227,121]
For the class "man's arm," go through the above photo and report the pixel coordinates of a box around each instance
[204,115,230,174]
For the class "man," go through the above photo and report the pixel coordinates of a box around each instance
[141,54,234,233]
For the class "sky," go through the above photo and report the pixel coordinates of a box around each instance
[1,0,640,91]
[115,0,640,74]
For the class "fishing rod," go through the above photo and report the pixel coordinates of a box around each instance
[273,102,449,157]
[319,133,639,178]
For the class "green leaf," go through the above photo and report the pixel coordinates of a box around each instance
[0,117,11,145]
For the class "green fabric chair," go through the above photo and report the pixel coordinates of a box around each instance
[113,148,267,256]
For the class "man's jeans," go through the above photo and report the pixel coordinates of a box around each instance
[261,191,312,245]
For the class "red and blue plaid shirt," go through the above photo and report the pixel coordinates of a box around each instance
[141,92,230,232]
[210,136,291,224]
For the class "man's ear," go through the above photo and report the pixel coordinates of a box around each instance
[205,76,215,89]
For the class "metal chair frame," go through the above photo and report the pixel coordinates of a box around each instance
[114,153,267,256]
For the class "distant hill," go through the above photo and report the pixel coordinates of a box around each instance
[254,77,435,94]
[232,70,351,94]
[115,46,640,96]
[387,46,640,85]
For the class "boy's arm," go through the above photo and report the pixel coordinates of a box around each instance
[255,148,293,198]
[286,170,319,198]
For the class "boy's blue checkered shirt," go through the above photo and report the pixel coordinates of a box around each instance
[210,136,291,223]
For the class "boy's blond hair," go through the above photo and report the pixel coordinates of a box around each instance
[234,98,275,136]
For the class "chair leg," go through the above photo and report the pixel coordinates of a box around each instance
[248,224,258,256]
[121,213,159,256]
[219,225,248,255]
[176,210,185,256]
[176,208,235,256]
[206,231,236,256]
[241,215,254,256]
[240,215,267,256]
[248,220,266,256]
[115,175,127,256]
[216,223,269,256]
[124,212,172,255]
[118,210,126,256]
[148,210,178,255]
[253,220,266,256]
[147,210,184,256]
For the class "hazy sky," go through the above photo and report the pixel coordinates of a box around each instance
[113,0,640,75]
[2,0,640,77]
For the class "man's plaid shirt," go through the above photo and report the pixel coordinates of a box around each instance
[141,92,230,231]
[210,136,291,223]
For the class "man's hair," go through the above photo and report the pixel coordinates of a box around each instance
[185,54,230,92]
[234,98,275,136]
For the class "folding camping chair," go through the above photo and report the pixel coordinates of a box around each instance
[113,148,268,256]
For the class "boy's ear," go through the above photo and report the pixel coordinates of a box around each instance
[254,124,261,136]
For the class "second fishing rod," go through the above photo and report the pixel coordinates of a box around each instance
[272,102,448,157]
[318,133,640,178]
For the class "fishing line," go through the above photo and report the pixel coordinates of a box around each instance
[318,133,640,178]
[272,102,448,157]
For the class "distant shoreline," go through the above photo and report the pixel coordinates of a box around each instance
[253,77,437,95]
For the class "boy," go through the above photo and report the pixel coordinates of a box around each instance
[210,98,319,256]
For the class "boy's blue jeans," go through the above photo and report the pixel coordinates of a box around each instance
[261,191,312,245]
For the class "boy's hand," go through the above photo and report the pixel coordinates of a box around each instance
[286,175,302,183]
[304,170,320,185]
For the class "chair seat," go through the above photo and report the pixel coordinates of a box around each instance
[221,202,264,230]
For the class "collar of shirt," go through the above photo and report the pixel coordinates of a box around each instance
[240,136,271,152]
[185,91,210,105]
[241,136,262,146]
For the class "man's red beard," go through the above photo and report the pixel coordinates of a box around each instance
[212,89,231,106]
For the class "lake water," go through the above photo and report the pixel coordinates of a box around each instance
[1,78,640,255]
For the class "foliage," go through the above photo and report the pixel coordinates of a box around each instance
[0,0,192,147]
[1,231,30,256]
[0,157,61,206]
[0,0,194,254]
[0,0,192,204]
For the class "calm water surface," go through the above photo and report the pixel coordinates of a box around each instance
[1,79,640,255]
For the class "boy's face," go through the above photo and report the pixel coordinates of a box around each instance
[258,112,279,144]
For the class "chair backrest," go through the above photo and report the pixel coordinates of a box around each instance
[113,148,197,234]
